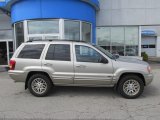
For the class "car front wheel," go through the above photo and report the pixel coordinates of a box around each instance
[118,75,144,99]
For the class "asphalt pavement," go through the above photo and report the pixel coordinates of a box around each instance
[0,64,159,120]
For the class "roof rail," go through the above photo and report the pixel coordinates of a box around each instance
[26,39,87,43]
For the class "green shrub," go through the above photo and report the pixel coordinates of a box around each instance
[141,52,148,61]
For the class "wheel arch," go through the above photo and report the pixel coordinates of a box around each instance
[25,71,53,89]
[115,72,146,90]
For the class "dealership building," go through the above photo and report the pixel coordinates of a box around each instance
[1,0,160,66]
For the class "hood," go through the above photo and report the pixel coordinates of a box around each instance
[116,56,148,65]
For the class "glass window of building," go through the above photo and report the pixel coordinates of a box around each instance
[0,30,12,39]
[111,27,125,56]
[9,41,14,60]
[97,27,111,51]
[97,26,139,56]
[125,27,139,56]
[28,20,59,34]
[82,22,91,43]
[64,20,80,40]
[0,42,7,65]
[15,22,24,48]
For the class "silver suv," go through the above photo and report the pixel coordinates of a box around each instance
[9,40,153,99]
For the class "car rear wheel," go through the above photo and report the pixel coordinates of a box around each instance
[118,75,144,99]
[28,74,53,97]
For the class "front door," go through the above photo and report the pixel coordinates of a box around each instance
[73,43,114,85]
[42,42,74,84]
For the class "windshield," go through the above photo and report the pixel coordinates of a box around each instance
[93,45,114,59]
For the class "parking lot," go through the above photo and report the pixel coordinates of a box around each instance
[0,64,160,120]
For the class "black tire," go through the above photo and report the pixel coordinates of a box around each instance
[28,74,53,97]
[118,75,144,99]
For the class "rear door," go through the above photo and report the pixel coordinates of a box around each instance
[42,42,74,84]
[73,43,114,85]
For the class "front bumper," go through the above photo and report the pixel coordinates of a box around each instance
[144,73,153,86]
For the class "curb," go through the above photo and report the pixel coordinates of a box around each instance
[148,61,160,64]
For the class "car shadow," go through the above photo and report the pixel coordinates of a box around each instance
[19,84,159,99]
[47,84,159,99]
[49,86,120,98]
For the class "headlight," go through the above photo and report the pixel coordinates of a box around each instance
[147,66,151,73]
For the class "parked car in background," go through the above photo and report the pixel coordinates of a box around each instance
[126,48,137,56]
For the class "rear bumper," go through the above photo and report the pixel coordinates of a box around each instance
[8,70,27,82]
[144,73,153,86]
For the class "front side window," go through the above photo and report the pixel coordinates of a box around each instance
[18,44,45,59]
[75,45,105,63]
[46,44,70,61]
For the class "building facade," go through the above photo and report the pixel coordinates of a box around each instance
[1,0,160,65]
[0,9,12,65]
[97,0,160,57]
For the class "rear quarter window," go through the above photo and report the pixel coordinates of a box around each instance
[17,44,45,59]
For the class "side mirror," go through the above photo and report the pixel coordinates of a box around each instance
[100,57,108,64]
[113,54,120,59]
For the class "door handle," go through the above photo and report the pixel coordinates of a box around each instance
[44,63,52,66]
[75,65,86,68]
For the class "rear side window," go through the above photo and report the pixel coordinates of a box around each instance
[46,44,70,61]
[18,44,45,59]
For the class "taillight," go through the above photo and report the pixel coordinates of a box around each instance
[9,60,16,70]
